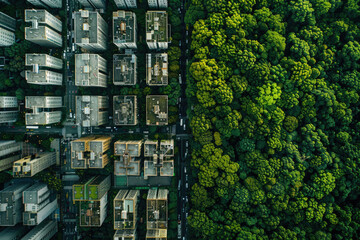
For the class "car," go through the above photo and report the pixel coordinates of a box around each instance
[70,113,73,118]
[180,119,183,126]
[179,74,182,84]
[186,39,189,43]
[186,175,188,181]
[186,183,188,189]
[186,141,189,148]
[178,180,181,190]
[179,41,181,47]
[184,167,187,174]
[183,124,186,130]
[46,126,51,129]
[129,130,134,133]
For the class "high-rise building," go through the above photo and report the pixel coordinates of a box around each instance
[73,175,110,227]
[0,96,18,124]
[24,9,62,48]
[75,54,107,87]
[0,140,22,172]
[147,0,167,8]
[146,189,168,239]
[27,0,62,8]
[144,140,174,178]
[12,152,57,177]
[26,54,63,70]
[21,220,58,240]
[78,0,106,9]
[75,96,108,127]
[146,53,168,86]
[113,54,137,85]
[0,182,32,226]
[114,190,139,240]
[113,95,137,125]
[74,10,108,51]
[25,96,62,125]
[0,11,16,32]
[0,225,28,240]
[113,0,137,8]
[146,11,168,49]
[114,140,141,176]
[113,11,137,49]
[146,95,168,126]
[71,135,111,169]
[0,11,16,47]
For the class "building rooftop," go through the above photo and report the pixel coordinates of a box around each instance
[114,140,141,176]
[25,9,62,32]
[146,189,168,230]
[75,54,107,87]
[74,10,107,45]
[75,96,108,127]
[146,95,168,126]
[144,140,174,178]
[73,175,110,201]
[113,11,136,46]
[114,189,139,230]
[113,54,137,85]
[113,95,137,125]
[25,53,63,69]
[146,53,168,86]
[79,194,107,227]
[146,11,168,44]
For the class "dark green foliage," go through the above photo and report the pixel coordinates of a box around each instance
[187,0,360,238]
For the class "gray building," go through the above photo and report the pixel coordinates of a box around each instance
[0,96,18,108]
[74,10,108,51]
[25,9,62,48]
[75,54,107,87]
[27,0,62,8]
[113,11,137,49]
[0,140,22,172]
[113,95,137,125]
[21,220,58,240]
[78,0,105,8]
[23,198,57,226]
[146,53,168,86]
[113,0,137,8]
[0,225,28,240]
[0,11,15,47]
[0,111,18,124]
[0,96,18,124]
[147,0,167,8]
[25,96,62,125]
[76,96,108,127]
[0,182,32,226]
[113,54,137,85]
[0,11,16,32]
[146,11,168,49]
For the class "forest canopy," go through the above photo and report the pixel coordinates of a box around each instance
[186,0,360,239]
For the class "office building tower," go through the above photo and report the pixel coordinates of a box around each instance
[76,96,108,127]
[113,190,139,240]
[0,27,15,46]
[25,54,63,86]
[21,220,58,240]
[146,53,168,86]
[114,140,141,176]
[0,11,16,32]
[146,11,168,49]
[73,175,110,227]
[74,10,108,51]
[147,0,167,8]
[75,54,107,87]
[114,0,137,8]
[27,0,62,8]
[0,140,22,172]
[113,11,137,49]
[146,95,168,126]
[144,139,174,178]
[0,225,28,240]
[71,135,111,169]
[25,9,62,48]
[12,152,56,177]
[0,96,18,124]
[0,182,32,226]
[25,96,62,125]
[113,95,137,125]
[78,0,105,9]
[113,54,137,85]
[146,189,168,239]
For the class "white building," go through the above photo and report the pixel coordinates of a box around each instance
[75,54,107,87]
[25,96,62,125]
[74,10,108,51]
[25,70,62,86]
[0,96,18,108]
[148,0,167,8]
[114,0,137,9]
[78,0,106,8]
[0,97,18,124]
[21,220,58,240]
[13,152,57,177]
[0,140,22,172]
[25,9,62,47]
[0,111,18,124]
[0,27,15,46]
[27,0,62,8]
[76,96,108,127]
[113,11,137,49]
[26,54,63,70]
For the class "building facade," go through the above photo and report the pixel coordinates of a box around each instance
[12,152,57,177]
[75,54,107,87]
[0,225,28,240]
[0,26,15,46]
[0,11,16,32]
[25,96,62,125]
[0,96,18,124]
[27,0,62,8]
[75,95,108,127]
[78,0,105,8]
[113,0,137,8]
[74,10,108,51]
[147,0,168,8]
[25,10,62,47]
[113,11,137,49]
[0,140,22,172]
[146,11,168,49]
[21,220,58,240]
